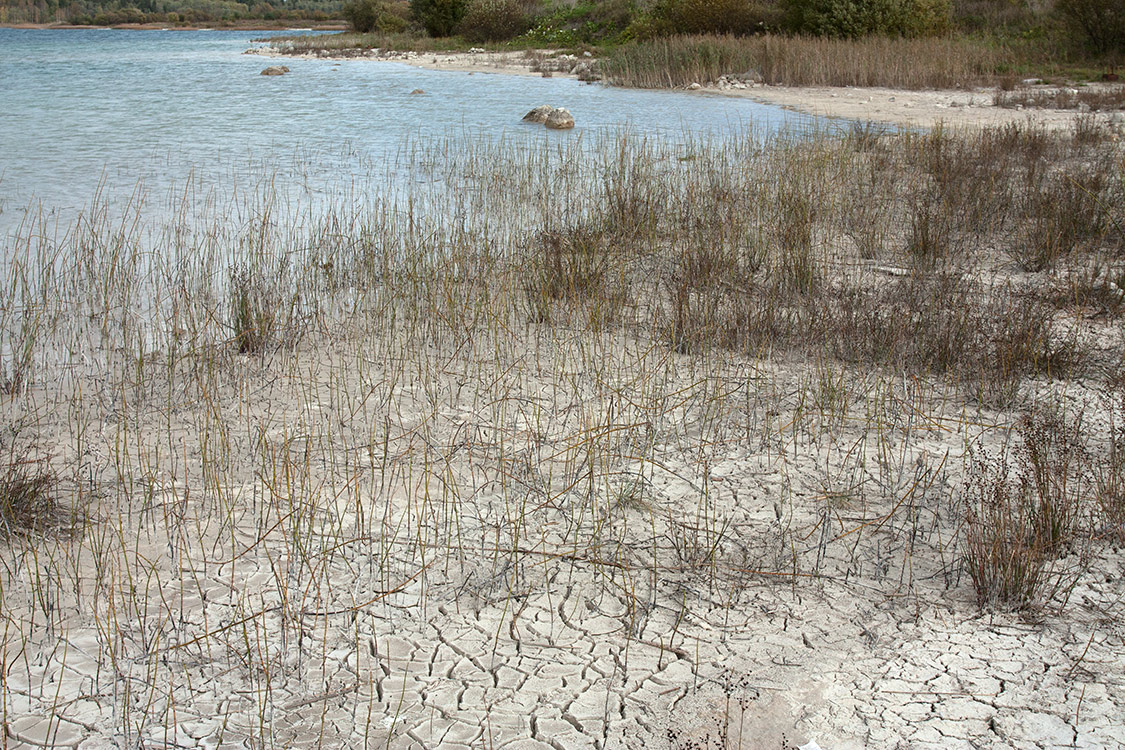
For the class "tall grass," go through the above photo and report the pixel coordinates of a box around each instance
[601,33,1016,89]
[0,122,1122,746]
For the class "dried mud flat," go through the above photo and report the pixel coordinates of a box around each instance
[4,335,1120,750]
[2,119,1124,749]
[7,326,1125,749]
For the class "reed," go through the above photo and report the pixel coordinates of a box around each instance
[601,33,1016,89]
[0,121,1122,746]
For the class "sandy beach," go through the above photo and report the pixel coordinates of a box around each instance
[252,45,1124,131]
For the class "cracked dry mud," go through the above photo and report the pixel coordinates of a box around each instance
[2,318,1123,749]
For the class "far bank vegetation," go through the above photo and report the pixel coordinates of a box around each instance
[298,0,1125,88]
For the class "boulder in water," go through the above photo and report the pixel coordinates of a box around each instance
[544,108,575,130]
[260,66,290,76]
[522,105,554,123]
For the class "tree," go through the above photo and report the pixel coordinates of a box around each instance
[1056,0,1124,55]
[410,0,464,36]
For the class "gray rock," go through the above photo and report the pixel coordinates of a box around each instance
[573,61,600,82]
[545,107,575,129]
[522,105,554,123]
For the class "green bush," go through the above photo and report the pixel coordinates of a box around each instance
[520,0,636,45]
[648,0,780,35]
[782,0,951,38]
[342,0,409,32]
[1055,0,1125,55]
[457,0,528,41]
[410,0,466,35]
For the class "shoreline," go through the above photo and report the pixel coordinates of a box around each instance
[1,21,347,31]
[251,44,1125,131]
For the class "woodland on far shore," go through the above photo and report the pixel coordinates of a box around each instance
[0,0,342,26]
[3,0,1121,74]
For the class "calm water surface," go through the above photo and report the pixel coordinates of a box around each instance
[0,28,828,234]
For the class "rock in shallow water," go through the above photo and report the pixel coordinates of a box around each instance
[522,105,554,123]
[545,108,575,130]
[260,66,290,76]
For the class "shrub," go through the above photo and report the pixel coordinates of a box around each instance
[521,0,637,45]
[782,0,952,38]
[411,0,466,36]
[342,0,409,32]
[1055,0,1125,55]
[952,0,1042,34]
[457,0,528,41]
[648,0,780,35]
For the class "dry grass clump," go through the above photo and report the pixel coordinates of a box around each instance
[1053,264,1125,317]
[995,86,1125,112]
[0,462,56,535]
[962,405,1094,608]
[1015,167,1116,272]
[229,266,285,354]
[837,275,1077,394]
[1095,390,1125,539]
[902,121,1123,272]
[0,446,74,537]
[602,33,1012,89]
[525,222,622,325]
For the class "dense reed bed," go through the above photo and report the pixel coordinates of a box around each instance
[601,34,1020,89]
[1,121,1124,747]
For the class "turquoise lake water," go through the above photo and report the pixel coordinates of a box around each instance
[0,28,828,235]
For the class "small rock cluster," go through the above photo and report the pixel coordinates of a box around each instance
[686,70,764,91]
[529,54,600,82]
[713,70,763,90]
[522,105,575,130]
[298,48,416,60]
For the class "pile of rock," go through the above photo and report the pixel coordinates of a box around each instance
[529,54,601,82]
[713,71,763,90]
[522,106,575,130]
